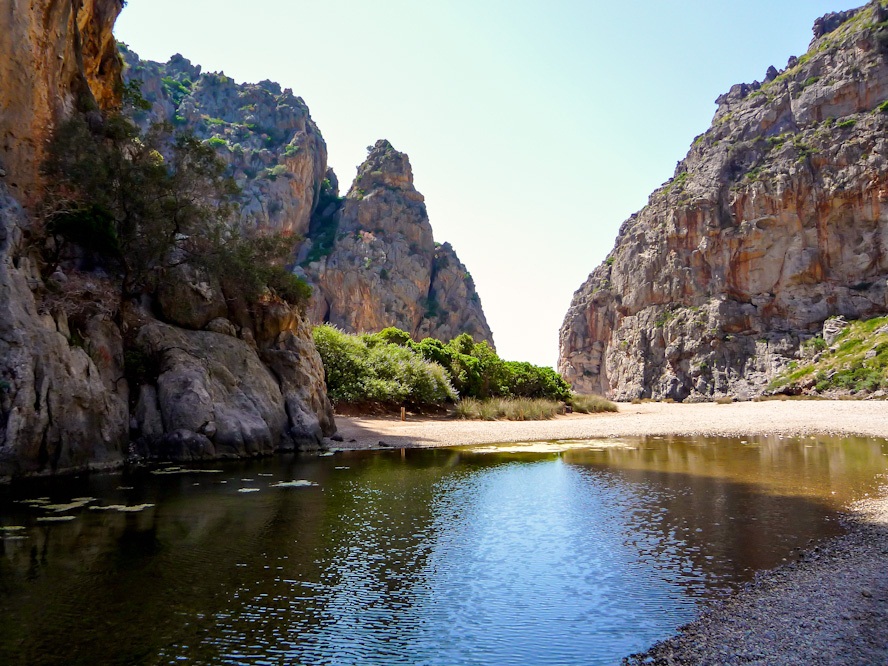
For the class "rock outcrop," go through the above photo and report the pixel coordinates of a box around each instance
[0,0,123,203]
[122,52,494,346]
[121,46,327,238]
[299,140,494,345]
[0,5,335,479]
[0,185,129,479]
[559,2,888,401]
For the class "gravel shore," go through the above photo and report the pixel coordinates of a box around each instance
[329,399,888,449]
[329,400,888,665]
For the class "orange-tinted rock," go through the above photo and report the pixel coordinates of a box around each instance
[560,2,888,401]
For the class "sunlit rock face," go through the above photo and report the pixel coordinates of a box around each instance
[0,0,122,204]
[123,53,494,346]
[121,46,327,238]
[299,140,495,346]
[559,2,888,400]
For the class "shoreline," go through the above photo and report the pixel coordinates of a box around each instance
[328,399,888,449]
[331,401,888,665]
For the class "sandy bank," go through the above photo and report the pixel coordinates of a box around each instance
[329,399,888,449]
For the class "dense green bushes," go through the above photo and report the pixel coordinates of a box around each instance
[312,326,456,406]
[312,325,574,409]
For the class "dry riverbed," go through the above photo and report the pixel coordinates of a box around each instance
[329,400,888,665]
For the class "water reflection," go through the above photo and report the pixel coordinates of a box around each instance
[0,435,885,665]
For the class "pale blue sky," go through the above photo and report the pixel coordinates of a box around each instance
[116,0,863,367]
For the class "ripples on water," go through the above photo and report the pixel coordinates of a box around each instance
[0,435,886,665]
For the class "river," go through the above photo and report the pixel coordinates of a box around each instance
[1,434,886,665]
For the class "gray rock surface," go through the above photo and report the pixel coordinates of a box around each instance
[0,186,128,479]
[300,140,495,345]
[560,2,888,400]
[122,46,327,238]
[123,50,494,346]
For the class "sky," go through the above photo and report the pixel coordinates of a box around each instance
[115,0,864,368]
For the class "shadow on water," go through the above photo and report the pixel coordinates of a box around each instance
[0,435,884,665]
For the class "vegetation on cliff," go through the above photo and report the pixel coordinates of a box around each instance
[768,316,888,396]
[560,1,888,402]
[36,88,312,311]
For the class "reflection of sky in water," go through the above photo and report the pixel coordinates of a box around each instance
[0,434,886,665]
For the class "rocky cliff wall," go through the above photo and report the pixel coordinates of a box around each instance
[123,54,494,346]
[298,140,495,345]
[559,2,888,400]
[0,0,123,204]
[0,6,337,479]
[121,46,327,238]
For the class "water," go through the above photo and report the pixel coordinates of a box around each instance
[0,434,886,665]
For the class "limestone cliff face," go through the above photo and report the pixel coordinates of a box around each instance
[122,53,493,345]
[560,2,888,400]
[121,47,327,238]
[0,0,123,203]
[299,140,494,345]
[0,9,337,478]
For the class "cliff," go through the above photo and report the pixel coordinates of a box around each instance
[123,54,494,346]
[299,140,494,345]
[0,0,123,203]
[121,46,326,238]
[0,6,335,479]
[559,2,888,400]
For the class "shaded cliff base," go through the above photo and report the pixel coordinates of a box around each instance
[625,496,888,666]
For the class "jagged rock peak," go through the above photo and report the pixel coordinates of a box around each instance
[813,8,863,39]
[348,139,421,200]
[715,1,888,114]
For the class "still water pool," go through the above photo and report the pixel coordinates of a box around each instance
[1,434,887,665]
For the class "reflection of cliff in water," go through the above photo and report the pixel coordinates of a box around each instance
[0,437,886,664]
[562,434,888,593]
[0,451,457,665]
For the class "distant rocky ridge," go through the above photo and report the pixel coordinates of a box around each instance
[122,50,494,346]
[559,1,888,401]
[297,140,494,344]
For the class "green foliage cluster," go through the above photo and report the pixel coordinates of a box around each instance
[768,316,888,395]
[313,326,573,407]
[40,112,237,292]
[454,397,566,421]
[161,76,193,105]
[569,393,618,414]
[302,181,342,265]
[312,326,456,407]
[195,232,312,310]
[39,89,311,311]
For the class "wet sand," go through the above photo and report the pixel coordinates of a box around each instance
[329,400,888,665]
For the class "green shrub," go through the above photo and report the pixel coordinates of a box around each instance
[312,325,455,407]
[206,136,228,148]
[455,397,566,421]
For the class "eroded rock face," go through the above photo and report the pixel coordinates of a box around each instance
[559,2,888,401]
[0,187,128,479]
[121,47,327,238]
[300,140,494,345]
[130,305,335,460]
[0,6,336,477]
[0,0,123,203]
